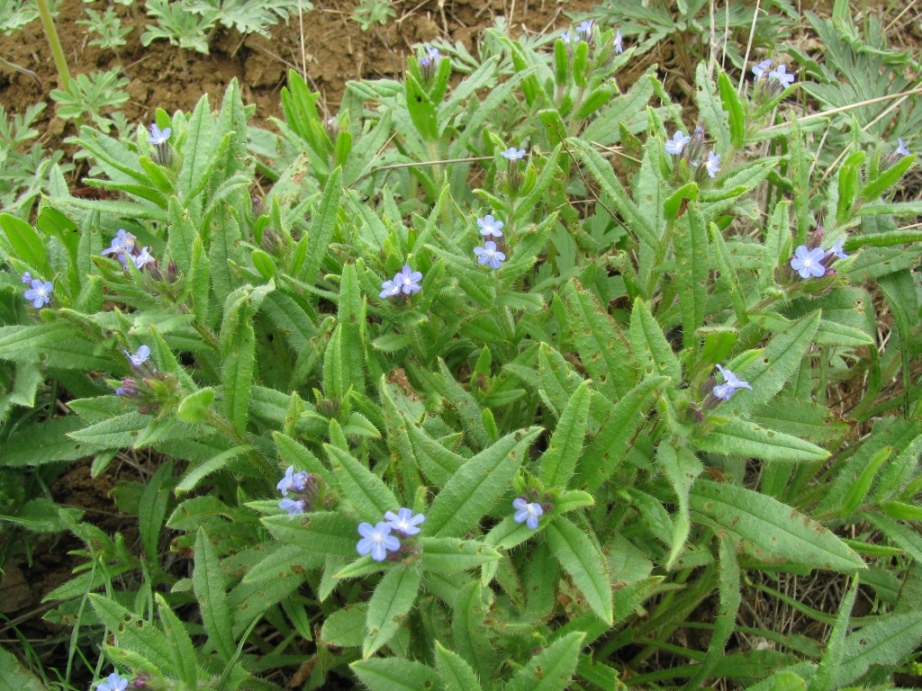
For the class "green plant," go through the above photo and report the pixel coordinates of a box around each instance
[49,67,130,132]
[352,0,396,31]
[77,6,133,51]
[0,0,60,35]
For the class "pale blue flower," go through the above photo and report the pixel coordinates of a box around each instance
[474,241,505,269]
[24,279,52,308]
[379,277,401,299]
[712,364,752,401]
[101,229,136,262]
[561,30,578,46]
[896,138,911,157]
[577,19,594,36]
[97,672,129,691]
[147,123,171,145]
[790,245,826,278]
[277,465,310,497]
[477,214,504,238]
[356,521,401,561]
[705,151,721,178]
[665,130,691,155]
[279,498,306,515]
[20,271,32,284]
[384,507,425,536]
[500,147,527,161]
[133,247,155,269]
[420,46,442,68]
[395,265,423,295]
[752,59,772,79]
[614,29,623,53]
[125,345,150,368]
[768,64,795,88]
[513,498,543,529]
[828,238,849,261]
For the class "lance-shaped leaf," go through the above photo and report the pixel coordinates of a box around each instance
[337,262,366,395]
[426,427,541,537]
[709,222,748,322]
[363,564,422,658]
[321,604,368,648]
[156,593,199,689]
[689,480,865,572]
[435,641,483,691]
[193,527,235,662]
[673,202,709,348]
[541,379,591,488]
[89,594,175,673]
[834,611,922,688]
[325,444,399,524]
[451,579,495,679]
[811,575,860,691]
[630,298,681,384]
[657,444,703,570]
[352,657,441,691]
[262,511,359,557]
[691,417,830,462]
[505,631,586,691]
[547,516,612,624]
[0,646,45,691]
[419,537,501,572]
[296,166,342,281]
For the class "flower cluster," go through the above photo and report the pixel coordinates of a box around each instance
[789,235,849,280]
[419,46,442,82]
[380,265,423,299]
[666,127,721,181]
[474,213,506,269]
[115,345,154,396]
[22,274,53,309]
[356,507,425,561]
[276,465,317,515]
[712,364,752,401]
[562,20,622,56]
[751,59,797,102]
[101,229,156,270]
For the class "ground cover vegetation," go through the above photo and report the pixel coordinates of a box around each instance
[1,0,922,688]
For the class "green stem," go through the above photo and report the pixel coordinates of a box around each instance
[35,0,71,92]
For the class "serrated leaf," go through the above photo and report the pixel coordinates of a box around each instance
[193,528,235,661]
[547,516,612,624]
[363,564,422,658]
[321,604,368,648]
[155,593,199,689]
[88,594,174,672]
[834,611,922,687]
[435,640,483,691]
[540,379,591,488]
[139,460,173,562]
[657,444,703,570]
[418,537,501,572]
[325,444,399,523]
[630,298,680,383]
[426,427,541,537]
[505,631,585,691]
[689,480,865,572]
[351,657,441,691]
[810,575,859,691]
[673,202,709,348]
[262,511,359,558]
[298,167,341,281]
[692,417,830,462]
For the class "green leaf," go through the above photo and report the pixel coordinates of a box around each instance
[325,444,399,523]
[696,63,730,155]
[451,580,494,679]
[156,593,199,690]
[193,527,235,662]
[176,387,215,424]
[836,150,866,224]
[297,166,342,281]
[337,262,366,394]
[242,543,324,584]
[540,380,591,488]
[861,152,915,202]
[0,213,49,275]
[351,657,441,691]
[178,94,217,200]
[664,181,698,221]
[2,416,95,467]
[88,594,174,673]
[835,611,922,687]
[435,640,483,691]
[321,604,368,648]
[418,537,501,572]
[363,564,422,658]
[263,511,359,557]
[547,516,612,624]
[139,460,173,562]
[166,196,198,276]
[810,574,859,691]
[630,298,680,383]
[426,427,541,537]
[657,444,703,570]
[841,446,891,517]
[692,417,830,462]
[689,480,865,572]
[673,202,709,347]
[505,631,586,691]
[0,646,45,691]
[718,71,746,150]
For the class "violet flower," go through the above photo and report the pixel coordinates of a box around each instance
[24,279,53,309]
[125,345,151,368]
[500,147,527,161]
[279,498,307,515]
[790,245,826,279]
[752,59,773,79]
[614,29,623,53]
[712,364,752,401]
[277,465,310,497]
[513,498,543,529]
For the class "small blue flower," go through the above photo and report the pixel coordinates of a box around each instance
[896,138,911,157]
[420,45,442,68]
[97,672,129,691]
[133,247,155,269]
[500,147,527,161]
[147,123,171,145]
[576,19,594,36]
[356,521,401,561]
[614,29,623,53]
[828,238,849,261]
[24,279,52,309]
[712,364,752,401]
[395,265,423,295]
[705,151,721,178]
[125,345,150,368]
[790,245,826,279]
[101,229,136,264]
[665,130,691,155]
[768,64,795,88]
[474,241,506,269]
[20,271,32,284]
[752,59,772,79]
[279,498,307,515]
[277,465,310,497]
[513,498,543,530]
[561,30,578,46]
[379,277,401,299]
[384,507,425,536]
[477,214,504,238]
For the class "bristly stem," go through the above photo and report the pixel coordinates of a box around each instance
[35,0,71,92]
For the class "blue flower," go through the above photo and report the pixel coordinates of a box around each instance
[20,271,32,284]
[896,138,911,157]
[828,238,849,261]
[279,498,306,515]
[133,247,155,269]
[614,29,623,53]
[705,151,721,178]
[665,130,691,155]
[97,672,129,691]
[125,345,150,368]
[420,45,442,68]
[712,364,752,401]
[752,59,772,79]
[513,498,543,529]
[384,507,425,536]
[379,277,401,299]
[576,19,594,36]
[147,123,171,145]
[277,465,310,497]
[474,241,506,269]
[768,64,795,88]
[101,229,136,264]
[500,147,527,161]
[477,214,504,238]
[356,521,401,561]
[24,279,52,308]
[115,378,136,397]
[790,245,826,278]
[561,30,579,46]
[395,265,423,295]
